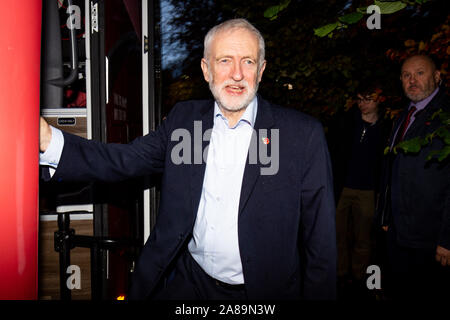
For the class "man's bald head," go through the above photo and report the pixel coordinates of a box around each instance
[400,55,441,102]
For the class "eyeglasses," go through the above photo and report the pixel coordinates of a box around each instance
[356,96,374,103]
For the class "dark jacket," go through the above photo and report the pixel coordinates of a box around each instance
[44,95,337,300]
[377,87,450,249]
[327,107,392,201]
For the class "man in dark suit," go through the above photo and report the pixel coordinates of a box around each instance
[378,54,449,300]
[40,18,336,300]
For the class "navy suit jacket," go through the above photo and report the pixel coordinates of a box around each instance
[378,88,450,249]
[48,95,336,300]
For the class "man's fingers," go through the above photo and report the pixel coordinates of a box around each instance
[436,253,449,267]
[436,246,450,267]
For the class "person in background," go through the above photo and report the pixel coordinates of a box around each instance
[377,54,449,300]
[328,80,391,299]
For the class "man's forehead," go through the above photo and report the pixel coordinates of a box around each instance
[212,28,258,48]
[402,57,433,72]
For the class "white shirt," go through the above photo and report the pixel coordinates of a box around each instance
[39,97,257,285]
[40,126,64,176]
[188,98,257,285]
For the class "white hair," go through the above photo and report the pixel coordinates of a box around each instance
[203,18,265,69]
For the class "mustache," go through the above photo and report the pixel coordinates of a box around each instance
[219,79,249,89]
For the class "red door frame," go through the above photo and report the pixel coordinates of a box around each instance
[0,0,42,300]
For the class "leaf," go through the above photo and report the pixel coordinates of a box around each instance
[426,146,450,162]
[374,1,407,14]
[357,6,368,14]
[431,109,443,120]
[434,126,450,144]
[279,0,291,10]
[438,111,450,125]
[426,149,440,161]
[338,12,364,24]
[264,0,291,20]
[437,146,450,161]
[264,5,280,19]
[395,136,428,154]
[314,22,338,37]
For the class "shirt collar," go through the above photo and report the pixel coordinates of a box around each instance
[214,96,258,129]
[409,86,439,111]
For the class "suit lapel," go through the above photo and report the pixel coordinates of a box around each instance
[190,101,214,218]
[404,91,442,139]
[238,96,275,216]
[390,88,444,146]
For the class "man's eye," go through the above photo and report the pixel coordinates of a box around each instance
[219,59,229,63]
[244,60,254,65]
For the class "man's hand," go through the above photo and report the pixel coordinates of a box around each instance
[436,246,450,267]
[40,117,52,152]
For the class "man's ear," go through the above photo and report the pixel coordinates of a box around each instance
[257,60,267,82]
[434,70,441,84]
[201,58,210,82]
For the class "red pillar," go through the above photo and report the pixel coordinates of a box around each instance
[0,0,42,299]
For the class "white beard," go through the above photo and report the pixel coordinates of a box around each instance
[209,73,259,113]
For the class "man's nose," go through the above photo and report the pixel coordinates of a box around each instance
[231,63,244,81]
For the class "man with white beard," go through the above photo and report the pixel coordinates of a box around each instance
[39,18,336,300]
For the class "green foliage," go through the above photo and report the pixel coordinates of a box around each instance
[374,1,406,14]
[426,146,450,162]
[392,109,450,162]
[314,22,339,37]
[313,1,409,38]
[338,12,364,24]
[162,0,449,137]
[393,136,429,154]
[263,0,291,20]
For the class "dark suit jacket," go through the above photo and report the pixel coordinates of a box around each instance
[377,87,450,249]
[47,95,337,300]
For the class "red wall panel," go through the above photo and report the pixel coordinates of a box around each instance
[0,0,42,299]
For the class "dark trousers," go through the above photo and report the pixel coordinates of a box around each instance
[385,229,450,301]
[152,249,247,300]
[336,188,375,280]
